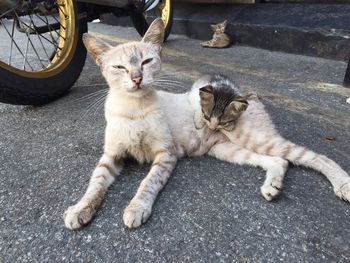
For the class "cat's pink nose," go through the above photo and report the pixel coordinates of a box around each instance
[208,119,219,130]
[132,77,142,85]
[208,124,218,131]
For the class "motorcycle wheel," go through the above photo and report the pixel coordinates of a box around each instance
[0,0,87,105]
[131,0,173,41]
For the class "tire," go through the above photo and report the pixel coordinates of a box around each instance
[0,1,87,105]
[131,0,173,41]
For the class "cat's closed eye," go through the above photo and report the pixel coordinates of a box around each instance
[218,120,235,131]
[203,113,210,120]
[220,121,232,126]
[141,58,153,66]
[113,65,129,73]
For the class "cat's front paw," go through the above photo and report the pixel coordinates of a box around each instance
[123,201,152,229]
[334,181,350,202]
[260,177,283,201]
[64,203,95,230]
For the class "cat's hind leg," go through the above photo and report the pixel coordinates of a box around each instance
[208,142,289,201]
[123,149,177,228]
[200,40,214,48]
[64,153,123,230]
[256,137,350,202]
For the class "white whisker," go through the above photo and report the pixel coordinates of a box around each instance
[153,79,183,84]
[155,79,183,85]
[152,83,185,89]
[73,89,108,103]
[156,73,180,79]
[74,83,108,88]
[78,93,108,120]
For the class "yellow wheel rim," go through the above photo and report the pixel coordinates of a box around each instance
[159,0,171,28]
[0,0,78,78]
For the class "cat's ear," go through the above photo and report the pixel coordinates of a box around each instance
[199,85,214,104]
[199,85,214,103]
[141,18,165,46]
[83,33,112,66]
[199,85,213,95]
[199,85,214,115]
[229,97,248,113]
[221,20,227,29]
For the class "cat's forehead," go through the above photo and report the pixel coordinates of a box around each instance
[210,75,232,87]
[107,42,157,65]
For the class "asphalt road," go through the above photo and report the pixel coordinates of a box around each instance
[0,23,350,263]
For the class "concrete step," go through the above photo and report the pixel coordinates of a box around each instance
[100,3,350,61]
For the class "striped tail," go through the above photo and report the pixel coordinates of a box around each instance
[256,137,350,202]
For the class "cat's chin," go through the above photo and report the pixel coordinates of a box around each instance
[125,87,153,97]
[130,85,143,92]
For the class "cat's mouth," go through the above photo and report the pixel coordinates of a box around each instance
[131,84,143,91]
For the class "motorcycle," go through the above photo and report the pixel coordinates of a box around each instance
[0,0,173,105]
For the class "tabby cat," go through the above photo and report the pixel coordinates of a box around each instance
[201,20,231,48]
[191,74,350,202]
[64,20,349,231]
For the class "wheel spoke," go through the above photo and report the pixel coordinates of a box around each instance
[38,13,58,46]
[36,32,62,51]
[25,28,46,70]
[17,15,45,70]
[17,12,62,52]
[29,14,50,62]
[1,14,34,71]
[49,12,66,30]
[9,14,16,66]
[0,0,74,74]
[57,4,68,18]
[0,6,19,18]
[23,25,31,70]
[13,11,49,70]
[48,14,66,40]
[34,12,66,41]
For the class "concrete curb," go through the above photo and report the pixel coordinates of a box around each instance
[101,3,350,61]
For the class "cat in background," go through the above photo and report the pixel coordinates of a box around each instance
[190,74,350,201]
[201,20,231,48]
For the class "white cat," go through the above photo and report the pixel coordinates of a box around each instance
[64,19,225,230]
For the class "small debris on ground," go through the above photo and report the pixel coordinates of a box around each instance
[325,136,336,141]
[346,97,350,104]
